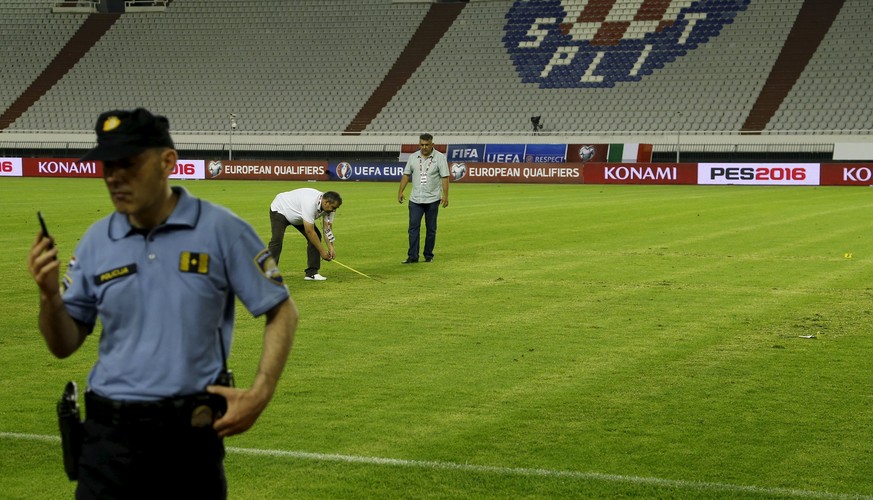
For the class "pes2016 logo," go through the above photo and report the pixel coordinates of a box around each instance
[504,0,749,88]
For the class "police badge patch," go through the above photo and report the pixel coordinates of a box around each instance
[254,249,284,285]
[503,0,750,88]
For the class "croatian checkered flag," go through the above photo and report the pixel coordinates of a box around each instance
[504,0,750,88]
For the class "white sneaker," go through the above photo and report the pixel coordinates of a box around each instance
[304,274,327,281]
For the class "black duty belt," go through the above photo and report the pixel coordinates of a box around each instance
[85,391,226,428]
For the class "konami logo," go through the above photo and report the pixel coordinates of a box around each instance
[604,165,676,181]
[38,160,97,175]
[843,166,873,182]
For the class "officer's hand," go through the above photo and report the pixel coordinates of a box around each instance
[207,385,268,438]
[398,193,405,204]
[28,232,61,297]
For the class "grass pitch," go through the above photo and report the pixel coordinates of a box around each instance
[2,178,872,498]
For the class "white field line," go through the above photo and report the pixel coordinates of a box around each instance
[2,432,869,499]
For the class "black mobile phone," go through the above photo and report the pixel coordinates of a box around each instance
[38,211,57,258]
[37,211,51,239]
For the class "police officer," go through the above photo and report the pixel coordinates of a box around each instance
[27,108,298,499]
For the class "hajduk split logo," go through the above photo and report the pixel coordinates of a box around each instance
[504,0,749,88]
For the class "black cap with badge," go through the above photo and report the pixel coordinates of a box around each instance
[80,108,175,162]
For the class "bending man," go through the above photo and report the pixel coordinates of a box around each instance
[269,188,342,281]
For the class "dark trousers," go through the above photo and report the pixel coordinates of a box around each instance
[408,200,440,260]
[76,419,226,499]
[269,210,321,276]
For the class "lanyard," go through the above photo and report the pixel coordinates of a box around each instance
[419,155,434,184]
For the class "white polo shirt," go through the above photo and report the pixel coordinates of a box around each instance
[271,188,334,226]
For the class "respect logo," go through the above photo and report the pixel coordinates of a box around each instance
[503,0,749,88]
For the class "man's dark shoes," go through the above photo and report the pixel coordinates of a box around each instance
[425,258,433,262]
[401,258,418,264]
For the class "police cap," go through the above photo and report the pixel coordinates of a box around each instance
[80,108,175,162]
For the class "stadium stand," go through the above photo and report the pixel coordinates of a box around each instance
[0,0,871,159]
[764,0,873,133]
[3,0,430,133]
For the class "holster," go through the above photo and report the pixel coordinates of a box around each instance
[214,368,235,388]
[57,381,84,481]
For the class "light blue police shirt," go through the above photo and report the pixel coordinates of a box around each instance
[62,187,289,401]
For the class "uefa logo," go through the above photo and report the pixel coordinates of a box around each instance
[207,160,222,178]
[336,162,352,180]
[504,0,749,88]
[450,163,467,181]
[579,145,596,161]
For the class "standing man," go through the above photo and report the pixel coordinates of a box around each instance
[269,188,342,281]
[398,133,449,264]
[27,108,297,499]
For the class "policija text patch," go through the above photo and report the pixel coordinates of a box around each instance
[94,264,137,285]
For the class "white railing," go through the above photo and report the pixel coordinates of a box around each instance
[1,129,871,149]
